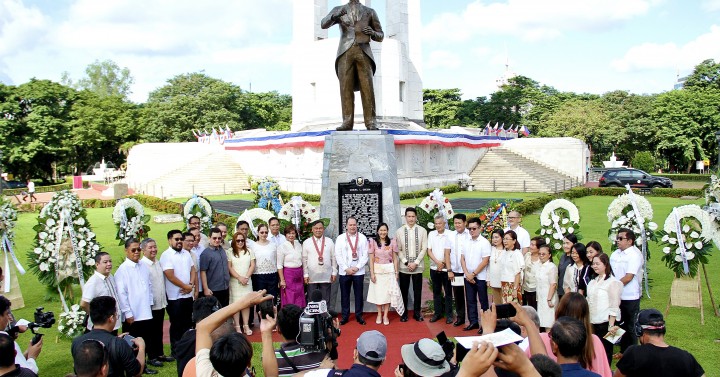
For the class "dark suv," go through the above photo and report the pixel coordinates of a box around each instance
[599,168,673,188]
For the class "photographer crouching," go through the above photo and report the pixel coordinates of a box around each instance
[276,290,340,376]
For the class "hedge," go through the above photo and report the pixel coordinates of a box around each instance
[654,173,710,182]
[4,183,72,196]
[130,194,183,214]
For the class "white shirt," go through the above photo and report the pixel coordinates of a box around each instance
[191,245,204,292]
[251,241,278,274]
[269,233,286,247]
[498,249,525,282]
[462,236,492,280]
[114,258,153,321]
[587,275,623,324]
[335,232,369,276]
[610,245,644,300]
[427,230,452,270]
[159,247,195,300]
[302,236,337,283]
[449,230,470,273]
[27,181,35,192]
[277,240,303,269]
[141,256,168,310]
[81,270,122,330]
[506,225,531,250]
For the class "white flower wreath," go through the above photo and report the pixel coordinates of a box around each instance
[183,196,213,233]
[112,198,150,244]
[278,198,320,223]
[57,304,87,339]
[1,197,25,293]
[417,189,455,232]
[538,199,581,254]
[659,205,717,277]
[0,197,17,242]
[237,208,275,238]
[30,190,100,288]
[607,193,658,246]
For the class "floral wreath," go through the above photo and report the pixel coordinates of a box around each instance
[1,197,25,293]
[236,208,275,240]
[57,303,87,339]
[278,197,323,241]
[112,198,151,245]
[703,173,720,222]
[28,190,100,297]
[417,188,455,233]
[606,193,658,247]
[537,199,582,256]
[254,177,282,213]
[477,200,516,239]
[183,196,213,233]
[659,205,717,278]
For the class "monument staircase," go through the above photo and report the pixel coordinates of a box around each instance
[125,143,250,198]
[470,146,579,193]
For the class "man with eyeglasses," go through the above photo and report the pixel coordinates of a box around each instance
[461,218,491,332]
[215,222,231,250]
[235,220,255,248]
[160,230,197,360]
[115,238,157,374]
[609,228,644,356]
[448,213,470,327]
[505,211,530,255]
[72,296,145,377]
[268,217,287,247]
[188,216,209,249]
[81,252,122,333]
[188,227,205,296]
[302,220,337,303]
[139,238,172,368]
[200,228,231,307]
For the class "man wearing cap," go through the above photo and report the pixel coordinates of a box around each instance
[614,309,705,377]
[398,338,450,377]
[304,330,385,377]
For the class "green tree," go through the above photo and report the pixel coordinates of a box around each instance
[539,97,612,159]
[482,76,543,127]
[64,60,135,99]
[684,59,720,91]
[632,151,655,172]
[237,91,292,131]
[423,88,462,128]
[0,79,76,180]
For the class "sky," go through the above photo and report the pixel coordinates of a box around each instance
[1,0,720,103]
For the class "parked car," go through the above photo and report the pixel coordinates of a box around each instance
[598,168,673,188]
[1,180,26,190]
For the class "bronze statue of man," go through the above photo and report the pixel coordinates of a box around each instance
[321,0,384,131]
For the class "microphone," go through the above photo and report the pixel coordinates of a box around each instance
[310,289,324,303]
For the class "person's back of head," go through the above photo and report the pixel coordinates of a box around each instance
[89,296,116,327]
[496,319,522,337]
[0,333,16,368]
[529,354,562,377]
[209,332,253,377]
[277,304,303,341]
[74,339,109,377]
[192,296,221,324]
[550,317,586,361]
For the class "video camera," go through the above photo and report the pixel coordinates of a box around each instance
[28,307,55,345]
[298,291,340,359]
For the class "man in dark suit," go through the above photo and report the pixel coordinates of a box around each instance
[321,0,384,131]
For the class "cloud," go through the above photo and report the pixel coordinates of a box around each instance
[423,0,653,43]
[0,0,50,55]
[703,0,720,11]
[425,50,463,69]
[611,25,720,72]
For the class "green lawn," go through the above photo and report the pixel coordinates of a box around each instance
[5,193,720,376]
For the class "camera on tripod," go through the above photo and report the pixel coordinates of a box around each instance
[298,292,340,356]
[28,307,55,345]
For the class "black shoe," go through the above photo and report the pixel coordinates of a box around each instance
[414,315,424,322]
[158,355,175,362]
[400,316,408,322]
[446,317,454,324]
[477,328,484,335]
[148,359,163,368]
[340,318,349,325]
[429,315,442,323]
[143,368,158,375]
[463,323,479,331]
[357,318,366,325]
[453,320,465,327]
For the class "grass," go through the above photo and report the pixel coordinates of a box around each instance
[4,192,720,376]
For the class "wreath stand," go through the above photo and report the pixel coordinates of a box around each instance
[665,265,720,325]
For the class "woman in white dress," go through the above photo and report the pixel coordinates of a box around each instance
[487,229,504,305]
[227,231,255,335]
[367,223,399,325]
[499,230,525,303]
[536,244,558,330]
[522,236,545,310]
[250,223,279,316]
[587,253,623,365]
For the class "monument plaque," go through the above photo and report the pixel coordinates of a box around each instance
[338,178,382,238]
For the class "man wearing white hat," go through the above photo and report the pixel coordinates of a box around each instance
[398,338,451,377]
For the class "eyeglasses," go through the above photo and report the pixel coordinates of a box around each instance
[508,216,520,219]
[235,239,245,243]
[130,248,141,252]
[468,227,479,230]
[211,237,222,240]
[259,231,268,234]
[183,238,194,242]
[616,237,627,241]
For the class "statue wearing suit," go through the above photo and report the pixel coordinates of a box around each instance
[321,0,384,131]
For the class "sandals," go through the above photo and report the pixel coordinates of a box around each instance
[383,317,389,325]
[234,325,242,333]
[376,316,382,324]
[243,325,253,336]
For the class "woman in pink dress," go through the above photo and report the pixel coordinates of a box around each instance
[367,223,399,325]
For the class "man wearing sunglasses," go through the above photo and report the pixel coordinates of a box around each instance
[609,228,644,355]
[200,228,231,307]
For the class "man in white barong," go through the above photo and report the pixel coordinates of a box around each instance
[335,217,369,325]
[303,220,337,303]
[396,207,428,322]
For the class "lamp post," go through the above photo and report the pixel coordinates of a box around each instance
[716,131,720,170]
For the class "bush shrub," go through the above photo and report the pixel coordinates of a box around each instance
[654,173,710,182]
[632,151,655,172]
[130,195,183,214]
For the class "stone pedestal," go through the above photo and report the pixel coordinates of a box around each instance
[320,131,401,238]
